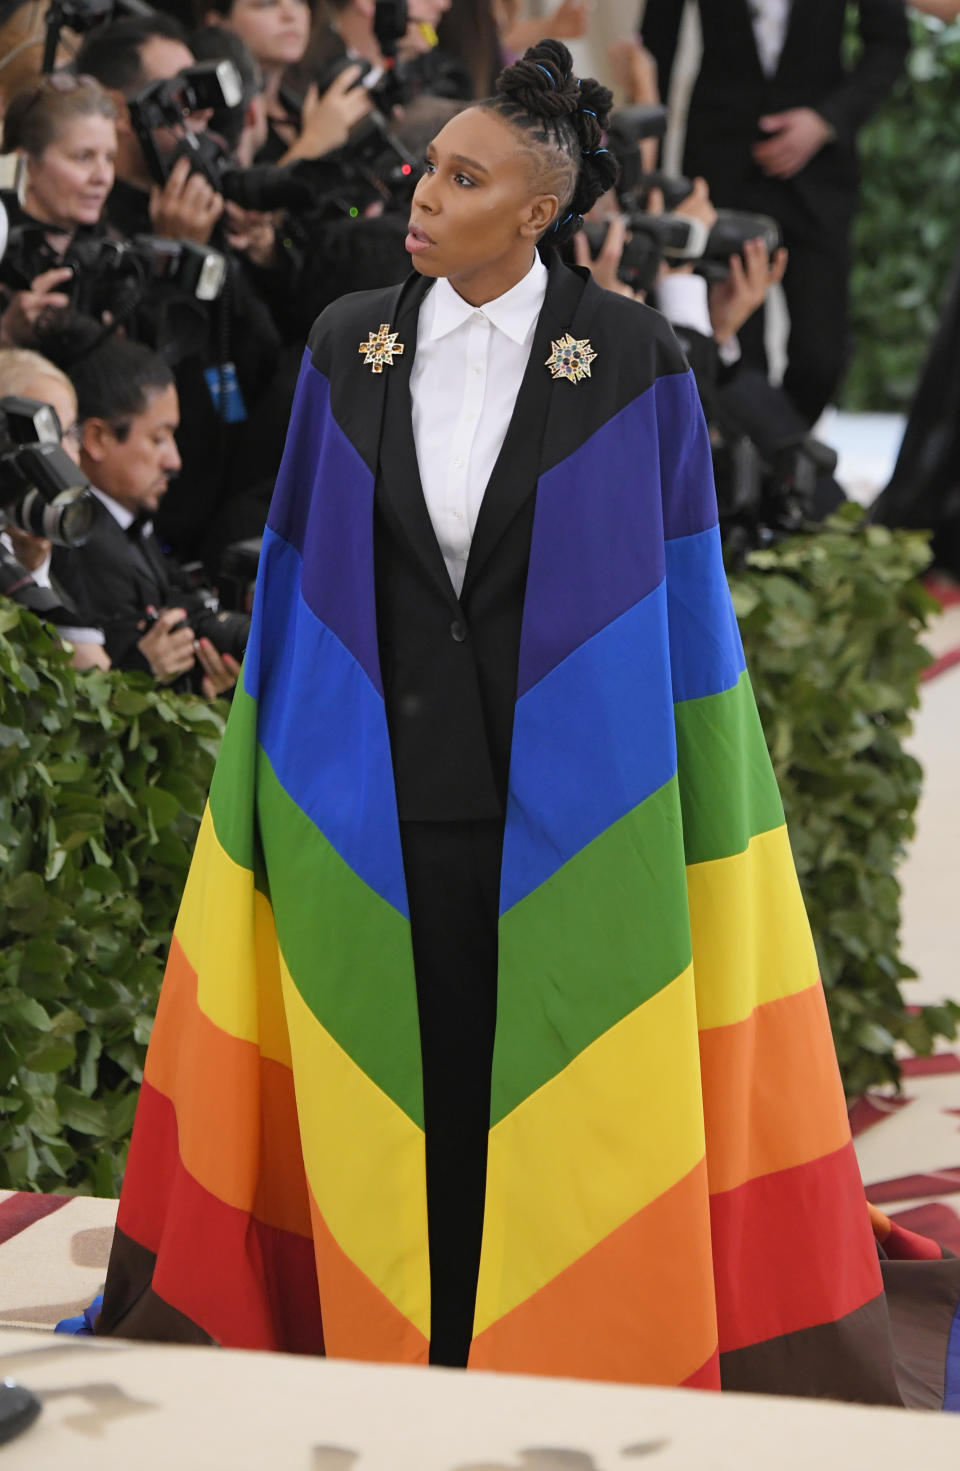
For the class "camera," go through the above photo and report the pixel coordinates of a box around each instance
[599,108,783,289]
[218,535,261,613]
[282,56,422,215]
[129,62,336,214]
[128,61,245,187]
[0,227,228,360]
[2,227,226,310]
[0,395,96,547]
[41,0,153,73]
[606,104,668,202]
[712,424,840,564]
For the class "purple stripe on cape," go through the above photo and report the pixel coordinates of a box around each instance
[518,369,718,697]
[266,352,382,696]
[657,368,719,542]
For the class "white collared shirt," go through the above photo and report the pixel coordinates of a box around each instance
[410,253,548,596]
[90,484,146,534]
[748,0,792,77]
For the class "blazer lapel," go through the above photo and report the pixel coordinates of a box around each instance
[462,253,599,597]
[772,0,801,84]
[376,273,459,608]
[727,0,767,84]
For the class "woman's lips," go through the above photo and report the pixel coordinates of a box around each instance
[405,221,435,255]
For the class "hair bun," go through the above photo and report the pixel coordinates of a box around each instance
[495,38,581,121]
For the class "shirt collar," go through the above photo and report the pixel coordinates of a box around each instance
[426,253,548,347]
[90,484,141,532]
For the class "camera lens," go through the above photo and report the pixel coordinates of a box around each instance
[13,487,96,547]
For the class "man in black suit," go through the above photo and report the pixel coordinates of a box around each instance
[45,325,246,697]
[640,0,910,424]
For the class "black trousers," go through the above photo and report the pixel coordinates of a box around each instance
[398,818,503,1368]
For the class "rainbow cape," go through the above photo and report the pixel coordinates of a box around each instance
[99,266,902,1399]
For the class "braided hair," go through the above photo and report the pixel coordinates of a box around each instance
[478,39,619,246]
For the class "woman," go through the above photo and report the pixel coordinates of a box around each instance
[0,72,116,348]
[202,0,371,165]
[96,40,907,1400]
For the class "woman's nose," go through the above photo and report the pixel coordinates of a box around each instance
[412,173,437,213]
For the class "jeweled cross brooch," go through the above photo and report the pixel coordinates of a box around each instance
[360,323,405,373]
[546,333,597,384]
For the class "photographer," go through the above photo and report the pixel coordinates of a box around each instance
[0,73,118,348]
[74,14,283,568]
[200,0,373,166]
[574,178,787,405]
[40,318,248,698]
[0,346,110,671]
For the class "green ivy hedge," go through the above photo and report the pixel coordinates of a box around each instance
[734,506,959,1096]
[0,604,224,1197]
[1,512,955,1193]
[845,10,960,411]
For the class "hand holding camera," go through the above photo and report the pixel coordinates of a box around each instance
[0,266,74,347]
[149,155,224,247]
[137,604,197,682]
[709,236,788,346]
[194,636,241,699]
[280,66,373,168]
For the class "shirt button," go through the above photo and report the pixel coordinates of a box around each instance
[472,364,483,375]
[450,620,467,643]
[452,457,463,468]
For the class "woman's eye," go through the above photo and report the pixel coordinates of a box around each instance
[454,173,475,188]
[423,158,436,174]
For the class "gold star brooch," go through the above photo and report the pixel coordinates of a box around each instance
[359,323,405,373]
[545,333,597,384]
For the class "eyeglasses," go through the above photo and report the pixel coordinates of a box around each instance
[61,422,82,447]
[19,72,100,119]
[33,71,99,96]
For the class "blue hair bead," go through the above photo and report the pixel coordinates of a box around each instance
[534,63,556,87]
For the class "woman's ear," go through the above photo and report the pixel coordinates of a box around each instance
[522,192,560,239]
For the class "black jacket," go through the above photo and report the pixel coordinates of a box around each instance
[642,0,909,228]
[50,498,220,678]
[308,252,688,822]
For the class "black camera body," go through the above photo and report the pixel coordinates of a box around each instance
[0,395,96,547]
[128,61,245,188]
[41,0,153,72]
[0,224,228,360]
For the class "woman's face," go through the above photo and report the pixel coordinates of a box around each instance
[407,108,559,294]
[217,0,310,71]
[24,373,81,465]
[25,113,116,230]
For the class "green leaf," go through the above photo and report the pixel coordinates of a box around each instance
[23,1037,77,1073]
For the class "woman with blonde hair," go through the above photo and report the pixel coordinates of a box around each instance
[0,71,116,347]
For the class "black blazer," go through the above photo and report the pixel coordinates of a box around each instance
[308,252,688,823]
[642,0,909,224]
[50,500,212,674]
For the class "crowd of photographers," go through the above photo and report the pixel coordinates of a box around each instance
[0,0,911,695]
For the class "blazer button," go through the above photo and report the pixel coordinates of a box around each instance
[450,619,467,643]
